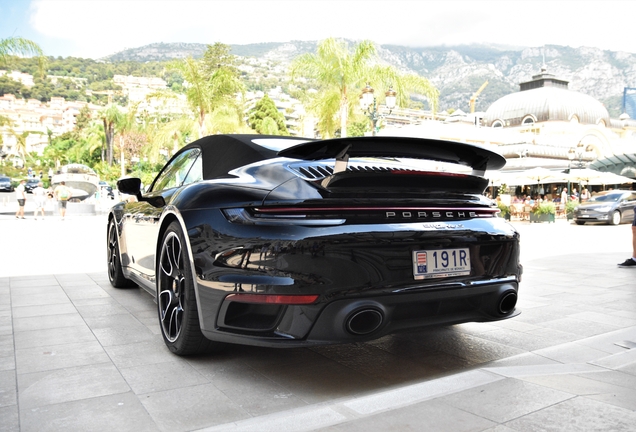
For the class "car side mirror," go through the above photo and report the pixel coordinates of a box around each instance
[117,177,142,196]
[117,177,166,208]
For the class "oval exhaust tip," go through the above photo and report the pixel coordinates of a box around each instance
[498,292,518,315]
[346,309,383,335]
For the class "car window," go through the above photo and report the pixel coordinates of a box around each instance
[151,148,201,192]
[590,194,621,203]
[183,154,202,185]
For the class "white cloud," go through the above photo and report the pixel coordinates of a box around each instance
[28,0,636,58]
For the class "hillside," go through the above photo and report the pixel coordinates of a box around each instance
[80,41,636,116]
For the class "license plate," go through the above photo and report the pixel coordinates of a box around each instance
[413,248,470,279]
[581,214,590,218]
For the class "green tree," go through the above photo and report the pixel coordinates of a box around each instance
[168,44,244,138]
[100,104,123,165]
[202,42,238,76]
[248,95,289,135]
[0,36,46,78]
[290,38,439,138]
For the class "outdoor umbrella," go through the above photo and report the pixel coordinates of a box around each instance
[567,168,635,186]
[500,167,568,186]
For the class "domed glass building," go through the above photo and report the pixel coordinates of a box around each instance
[484,68,611,128]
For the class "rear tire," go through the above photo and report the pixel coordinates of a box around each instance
[609,210,621,226]
[107,220,137,288]
[157,222,220,355]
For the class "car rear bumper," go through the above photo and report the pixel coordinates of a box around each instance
[198,279,519,347]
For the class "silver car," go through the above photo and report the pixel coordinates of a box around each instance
[573,190,636,225]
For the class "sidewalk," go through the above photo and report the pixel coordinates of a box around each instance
[0,216,635,431]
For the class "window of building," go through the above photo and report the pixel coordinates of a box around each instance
[492,120,504,128]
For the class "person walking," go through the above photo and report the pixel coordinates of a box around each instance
[15,179,26,219]
[54,181,72,220]
[618,209,636,268]
[32,181,46,220]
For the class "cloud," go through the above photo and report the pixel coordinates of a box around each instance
[27,0,636,58]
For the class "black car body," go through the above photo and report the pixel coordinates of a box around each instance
[0,176,13,192]
[573,190,636,225]
[24,178,41,193]
[107,135,522,355]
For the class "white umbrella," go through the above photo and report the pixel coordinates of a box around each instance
[498,168,569,186]
[521,167,569,184]
[567,168,635,186]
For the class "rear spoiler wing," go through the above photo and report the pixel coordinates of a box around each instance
[278,136,506,175]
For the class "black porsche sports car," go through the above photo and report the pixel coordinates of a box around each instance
[107,134,522,355]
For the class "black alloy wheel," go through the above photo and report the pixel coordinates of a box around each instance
[107,220,136,288]
[157,221,218,355]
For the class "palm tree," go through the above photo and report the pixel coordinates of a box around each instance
[168,57,244,139]
[290,38,439,138]
[99,105,123,165]
[0,36,46,78]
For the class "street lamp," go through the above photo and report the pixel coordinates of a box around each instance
[359,84,397,136]
[568,141,593,169]
[567,141,594,201]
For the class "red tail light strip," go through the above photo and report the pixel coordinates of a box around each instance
[253,207,498,215]
[225,293,319,305]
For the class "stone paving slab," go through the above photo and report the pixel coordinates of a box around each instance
[0,214,635,431]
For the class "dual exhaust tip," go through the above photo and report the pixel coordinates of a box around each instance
[344,290,518,337]
[346,308,384,335]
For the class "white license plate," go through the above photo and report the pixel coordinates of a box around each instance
[581,215,590,218]
[413,248,470,280]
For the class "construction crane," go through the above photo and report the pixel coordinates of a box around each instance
[469,81,488,113]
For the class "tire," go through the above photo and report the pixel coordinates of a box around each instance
[157,222,220,355]
[107,220,137,288]
[609,210,621,226]
[575,221,585,225]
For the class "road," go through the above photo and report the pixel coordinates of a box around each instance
[1,213,635,431]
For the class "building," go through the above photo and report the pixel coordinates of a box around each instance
[383,66,636,178]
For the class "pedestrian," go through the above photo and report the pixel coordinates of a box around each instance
[15,179,26,219]
[32,181,46,220]
[54,181,72,219]
[618,208,636,268]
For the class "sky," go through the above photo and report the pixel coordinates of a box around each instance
[1,0,636,59]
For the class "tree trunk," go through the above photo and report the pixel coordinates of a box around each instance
[340,98,348,138]
[103,119,114,165]
[199,110,207,138]
[120,136,125,178]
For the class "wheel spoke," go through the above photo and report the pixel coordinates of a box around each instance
[161,234,182,279]
[107,225,118,279]
[158,231,187,342]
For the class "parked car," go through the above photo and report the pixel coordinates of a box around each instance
[24,178,41,193]
[107,134,522,355]
[573,190,636,225]
[0,176,13,192]
[99,181,115,199]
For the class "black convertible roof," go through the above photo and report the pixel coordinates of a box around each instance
[181,134,506,179]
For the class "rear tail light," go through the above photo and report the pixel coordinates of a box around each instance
[223,206,498,225]
[225,293,319,305]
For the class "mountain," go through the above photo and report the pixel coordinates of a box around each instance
[103,41,636,116]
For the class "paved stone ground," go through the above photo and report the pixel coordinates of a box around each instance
[0,208,635,431]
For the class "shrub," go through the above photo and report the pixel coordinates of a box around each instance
[533,201,556,215]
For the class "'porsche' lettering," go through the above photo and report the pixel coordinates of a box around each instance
[384,209,489,220]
